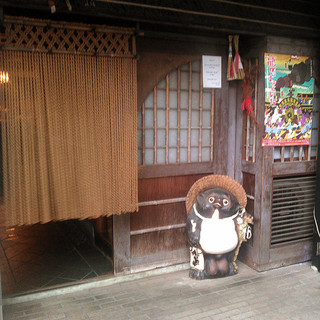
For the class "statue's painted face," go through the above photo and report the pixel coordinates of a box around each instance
[195,187,240,219]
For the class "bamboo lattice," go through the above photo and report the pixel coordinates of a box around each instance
[1,16,136,57]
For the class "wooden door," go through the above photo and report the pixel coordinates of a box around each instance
[131,60,216,272]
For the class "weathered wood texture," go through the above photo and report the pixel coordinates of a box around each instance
[312,57,320,270]
[227,82,237,179]
[238,36,319,271]
[272,161,316,176]
[256,240,313,271]
[131,228,187,258]
[131,174,206,267]
[239,172,255,257]
[129,36,229,272]
[131,202,186,231]
[138,163,214,179]
[4,0,320,42]
[138,174,205,202]
[212,54,230,176]
[113,213,130,275]
[137,36,226,107]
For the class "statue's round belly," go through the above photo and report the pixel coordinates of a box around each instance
[199,218,238,254]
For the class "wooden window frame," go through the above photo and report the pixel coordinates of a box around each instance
[138,60,215,178]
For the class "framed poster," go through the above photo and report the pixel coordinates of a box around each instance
[262,53,314,147]
[202,55,221,88]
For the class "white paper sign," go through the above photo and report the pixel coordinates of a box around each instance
[202,55,221,88]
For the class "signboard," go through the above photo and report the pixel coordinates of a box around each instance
[262,53,314,147]
[202,55,221,88]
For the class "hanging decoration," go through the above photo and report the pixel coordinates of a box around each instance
[227,35,236,80]
[233,35,245,80]
[241,60,259,127]
[227,35,245,81]
[48,0,56,13]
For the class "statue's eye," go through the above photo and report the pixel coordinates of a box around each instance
[208,197,215,204]
[223,199,229,206]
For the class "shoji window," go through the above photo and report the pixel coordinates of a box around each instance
[138,60,214,166]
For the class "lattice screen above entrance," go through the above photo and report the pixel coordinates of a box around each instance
[1,16,136,57]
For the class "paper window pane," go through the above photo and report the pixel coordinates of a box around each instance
[138,149,142,165]
[157,129,165,147]
[169,91,177,109]
[157,90,166,109]
[145,129,154,148]
[202,147,210,162]
[191,147,199,162]
[180,148,187,163]
[145,149,154,165]
[191,110,199,126]
[191,129,199,146]
[202,129,211,146]
[180,91,188,110]
[144,92,153,109]
[169,70,177,89]
[138,129,142,147]
[180,110,188,127]
[192,72,200,90]
[169,110,177,127]
[180,129,188,147]
[169,129,177,147]
[157,109,165,127]
[180,70,189,90]
[169,147,177,163]
[157,78,165,89]
[192,92,200,108]
[157,148,165,164]
[203,92,212,110]
[202,110,211,127]
[273,148,280,160]
[145,109,154,127]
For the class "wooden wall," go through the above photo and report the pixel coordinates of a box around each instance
[114,33,236,274]
[238,36,319,271]
[114,33,319,274]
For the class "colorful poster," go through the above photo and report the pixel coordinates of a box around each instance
[262,53,314,147]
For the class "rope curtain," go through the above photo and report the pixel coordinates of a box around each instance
[0,50,138,226]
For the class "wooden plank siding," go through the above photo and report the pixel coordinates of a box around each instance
[128,36,231,273]
[237,36,319,271]
[115,32,319,274]
[131,174,206,271]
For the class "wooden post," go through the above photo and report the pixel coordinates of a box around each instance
[113,213,131,275]
[0,267,2,320]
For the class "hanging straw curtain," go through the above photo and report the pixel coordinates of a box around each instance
[0,50,138,226]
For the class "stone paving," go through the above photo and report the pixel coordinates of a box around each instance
[3,261,320,320]
[0,201,113,296]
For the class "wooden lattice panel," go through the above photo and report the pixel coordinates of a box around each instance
[1,17,136,57]
[271,175,316,246]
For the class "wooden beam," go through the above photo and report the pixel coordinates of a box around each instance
[96,0,319,32]
[113,213,131,275]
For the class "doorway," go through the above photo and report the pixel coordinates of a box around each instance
[0,208,113,296]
